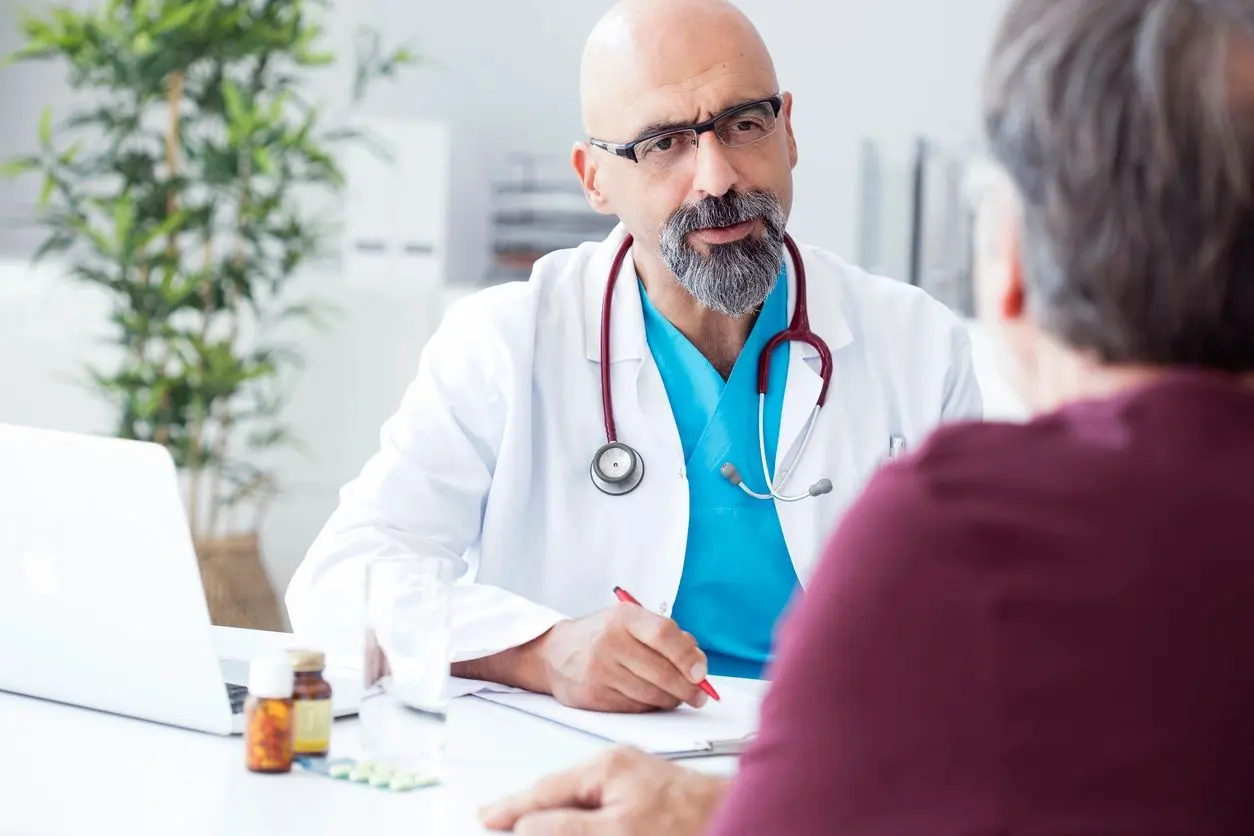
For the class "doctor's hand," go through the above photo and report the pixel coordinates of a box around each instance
[480,746,729,836]
[537,603,711,713]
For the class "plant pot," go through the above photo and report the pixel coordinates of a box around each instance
[195,533,284,631]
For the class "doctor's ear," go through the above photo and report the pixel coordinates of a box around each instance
[780,92,798,169]
[572,142,613,214]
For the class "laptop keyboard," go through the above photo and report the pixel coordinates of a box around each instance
[226,682,248,715]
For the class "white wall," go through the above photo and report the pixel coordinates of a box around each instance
[0,0,1020,620]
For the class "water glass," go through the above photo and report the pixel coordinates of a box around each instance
[359,556,454,781]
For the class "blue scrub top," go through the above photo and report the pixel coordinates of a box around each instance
[639,266,800,680]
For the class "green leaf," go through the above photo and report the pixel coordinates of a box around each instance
[276,298,339,331]
[38,173,56,207]
[68,216,115,260]
[222,79,244,123]
[253,145,273,174]
[113,199,135,242]
[0,156,39,178]
[31,232,75,263]
[153,3,198,34]
[59,140,85,165]
[1,44,55,65]
[138,209,187,250]
[38,106,53,148]
[295,50,334,67]
[15,9,57,47]
[247,426,293,450]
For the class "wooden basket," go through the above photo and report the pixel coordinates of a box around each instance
[195,533,284,631]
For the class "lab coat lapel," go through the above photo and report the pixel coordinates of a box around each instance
[583,225,683,460]
[583,224,645,365]
[776,344,824,473]
[775,249,852,472]
[775,246,854,585]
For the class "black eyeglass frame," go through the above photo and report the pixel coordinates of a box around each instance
[588,94,784,163]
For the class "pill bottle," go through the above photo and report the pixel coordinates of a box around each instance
[244,656,295,774]
[288,649,334,758]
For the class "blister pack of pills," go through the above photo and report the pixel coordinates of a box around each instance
[294,756,441,792]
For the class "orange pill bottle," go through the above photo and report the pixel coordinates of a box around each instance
[244,657,295,774]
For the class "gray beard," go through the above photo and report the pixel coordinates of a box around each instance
[658,189,787,316]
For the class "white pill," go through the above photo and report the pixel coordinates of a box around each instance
[389,774,417,791]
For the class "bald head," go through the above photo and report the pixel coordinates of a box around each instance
[571,0,797,318]
[579,0,778,137]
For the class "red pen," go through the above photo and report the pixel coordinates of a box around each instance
[613,585,721,702]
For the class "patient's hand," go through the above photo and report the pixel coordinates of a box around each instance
[537,603,710,712]
[480,746,729,835]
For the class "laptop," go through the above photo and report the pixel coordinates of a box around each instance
[0,422,362,735]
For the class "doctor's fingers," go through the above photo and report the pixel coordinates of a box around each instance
[608,661,687,710]
[616,649,706,709]
[620,611,709,687]
[581,684,661,714]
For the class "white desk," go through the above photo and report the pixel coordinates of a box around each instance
[0,628,757,835]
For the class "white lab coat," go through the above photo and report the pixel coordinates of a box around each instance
[286,224,983,673]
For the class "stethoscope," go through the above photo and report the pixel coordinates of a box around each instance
[590,232,835,501]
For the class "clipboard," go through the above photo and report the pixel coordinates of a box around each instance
[472,681,762,760]
[650,735,756,761]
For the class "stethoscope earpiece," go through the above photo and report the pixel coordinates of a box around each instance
[590,441,645,496]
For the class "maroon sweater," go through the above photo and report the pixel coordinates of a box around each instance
[708,371,1254,836]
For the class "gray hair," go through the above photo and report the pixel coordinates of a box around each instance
[983,0,1254,371]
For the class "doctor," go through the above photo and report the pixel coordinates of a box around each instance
[286,0,982,712]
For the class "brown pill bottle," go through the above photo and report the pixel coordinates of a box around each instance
[244,657,295,774]
[288,649,334,758]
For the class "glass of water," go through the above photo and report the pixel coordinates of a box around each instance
[359,556,454,783]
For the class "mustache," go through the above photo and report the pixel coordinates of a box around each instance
[664,189,783,238]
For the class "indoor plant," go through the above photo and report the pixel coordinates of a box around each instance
[3,0,415,629]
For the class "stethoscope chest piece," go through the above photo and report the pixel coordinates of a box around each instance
[590,441,644,496]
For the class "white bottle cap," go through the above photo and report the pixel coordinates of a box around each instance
[247,656,294,699]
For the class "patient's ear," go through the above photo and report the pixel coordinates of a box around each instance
[971,176,1027,328]
[1001,221,1026,320]
[571,142,612,214]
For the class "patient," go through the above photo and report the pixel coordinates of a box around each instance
[481,0,1254,832]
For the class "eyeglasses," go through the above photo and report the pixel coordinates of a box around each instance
[589,95,783,171]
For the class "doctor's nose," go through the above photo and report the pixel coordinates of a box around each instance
[690,132,740,198]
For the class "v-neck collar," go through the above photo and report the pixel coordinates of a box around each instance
[639,266,789,463]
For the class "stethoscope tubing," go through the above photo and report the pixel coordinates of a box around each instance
[593,231,834,499]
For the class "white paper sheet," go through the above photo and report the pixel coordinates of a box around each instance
[470,680,762,756]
